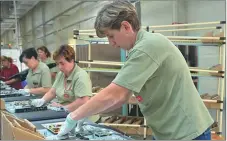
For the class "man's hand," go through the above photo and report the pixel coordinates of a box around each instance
[57,113,78,136]
[31,99,46,107]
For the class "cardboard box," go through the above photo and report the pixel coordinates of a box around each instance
[12,120,44,140]
[0,99,5,110]
[1,111,45,140]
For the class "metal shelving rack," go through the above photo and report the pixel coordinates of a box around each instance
[73,20,226,139]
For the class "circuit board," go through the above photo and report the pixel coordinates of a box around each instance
[0,90,22,98]
[6,100,48,113]
[5,100,68,113]
[47,105,65,112]
[0,83,12,90]
[42,122,63,134]
[41,121,132,140]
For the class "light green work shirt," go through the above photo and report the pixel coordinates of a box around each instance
[43,57,59,83]
[52,65,93,104]
[26,62,52,89]
[113,29,214,140]
[52,65,100,122]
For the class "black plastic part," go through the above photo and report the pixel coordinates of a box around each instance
[146,26,149,32]
[14,106,48,113]
[218,70,225,73]
[220,21,226,24]
[216,26,222,29]
[220,37,225,40]
[0,93,22,98]
[73,30,79,35]
[217,100,223,103]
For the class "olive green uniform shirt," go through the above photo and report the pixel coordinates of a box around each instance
[52,65,99,122]
[26,61,52,89]
[43,57,59,84]
[112,29,214,140]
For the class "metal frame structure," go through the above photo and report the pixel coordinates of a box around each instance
[73,20,226,139]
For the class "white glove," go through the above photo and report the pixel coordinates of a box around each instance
[18,89,30,96]
[75,118,86,133]
[31,99,46,107]
[24,89,30,93]
[57,113,78,136]
[0,81,5,84]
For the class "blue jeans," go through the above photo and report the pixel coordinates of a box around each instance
[152,128,211,140]
[193,128,211,140]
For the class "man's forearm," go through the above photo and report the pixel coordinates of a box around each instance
[70,83,131,120]
[99,103,124,114]
[65,96,90,112]
[30,87,50,95]
[42,88,56,102]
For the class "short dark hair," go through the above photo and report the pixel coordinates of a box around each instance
[19,48,38,63]
[37,46,51,58]
[53,44,75,62]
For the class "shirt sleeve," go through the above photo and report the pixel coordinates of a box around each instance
[112,49,159,93]
[73,72,93,98]
[41,67,52,88]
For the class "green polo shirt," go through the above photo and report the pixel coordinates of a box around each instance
[52,65,93,104]
[52,65,99,122]
[113,29,214,140]
[43,57,59,83]
[26,61,52,89]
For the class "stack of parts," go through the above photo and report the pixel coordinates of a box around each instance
[200,93,221,100]
[100,116,152,136]
[41,121,132,140]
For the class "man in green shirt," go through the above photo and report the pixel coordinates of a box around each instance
[56,1,214,140]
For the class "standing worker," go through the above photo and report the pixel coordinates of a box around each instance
[56,1,213,140]
[37,46,59,83]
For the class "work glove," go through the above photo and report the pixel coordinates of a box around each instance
[0,81,5,84]
[57,113,78,136]
[31,99,46,107]
[18,89,30,96]
[75,118,87,133]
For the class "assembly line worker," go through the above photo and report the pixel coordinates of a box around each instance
[55,1,214,140]
[0,56,22,89]
[31,45,100,128]
[37,46,59,83]
[19,48,52,95]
